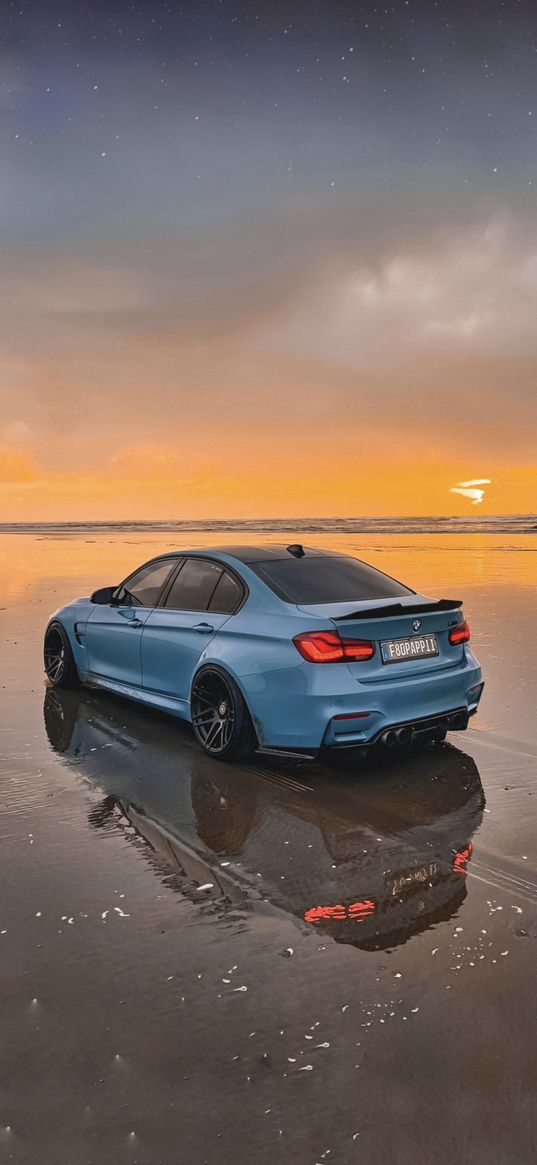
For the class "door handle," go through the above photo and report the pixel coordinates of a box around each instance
[192,622,215,634]
[128,619,144,628]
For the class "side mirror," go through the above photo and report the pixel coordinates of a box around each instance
[90,585,118,605]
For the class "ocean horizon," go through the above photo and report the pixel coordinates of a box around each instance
[1,515,536,535]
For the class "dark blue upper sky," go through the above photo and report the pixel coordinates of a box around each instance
[5,0,537,238]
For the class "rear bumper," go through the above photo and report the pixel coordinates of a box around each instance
[240,652,483,751]
[322,704,476,749]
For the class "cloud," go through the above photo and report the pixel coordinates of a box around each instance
[260,218,537,365]
[451,478,492,505]
[456,478,492,487]
[1,215,537,496]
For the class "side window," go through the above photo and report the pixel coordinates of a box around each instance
[163,558,223,612]
[116,560,177,608]
[208,570,243,614]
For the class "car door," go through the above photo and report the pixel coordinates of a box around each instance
[140,558,244,708]
[85,558,179,688]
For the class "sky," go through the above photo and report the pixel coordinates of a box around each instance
[2,0,537,519]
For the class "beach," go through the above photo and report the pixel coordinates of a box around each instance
[1,527,537,1163]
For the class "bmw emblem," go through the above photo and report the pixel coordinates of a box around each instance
[412,618,422,632]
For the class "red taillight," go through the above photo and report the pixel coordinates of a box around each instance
[449,619,470,646]
[293,630,375,663]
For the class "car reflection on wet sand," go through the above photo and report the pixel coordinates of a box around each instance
[44,687,485,952]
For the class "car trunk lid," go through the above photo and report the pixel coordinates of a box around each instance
[297,596,465,680]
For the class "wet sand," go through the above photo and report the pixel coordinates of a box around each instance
[1,532,537,1164]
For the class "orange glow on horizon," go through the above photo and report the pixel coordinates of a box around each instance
[1,442,536,521]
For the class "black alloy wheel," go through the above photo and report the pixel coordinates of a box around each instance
[191,666,257,761]
[43,622,80,689]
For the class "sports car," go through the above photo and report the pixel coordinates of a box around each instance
[43,543,484,760]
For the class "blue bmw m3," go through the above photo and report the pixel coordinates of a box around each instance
[43,544,484,761]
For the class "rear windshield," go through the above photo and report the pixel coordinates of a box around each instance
[252,556,414,605]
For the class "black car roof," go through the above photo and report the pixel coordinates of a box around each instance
[127,545,343,575]
[197,544,341,563]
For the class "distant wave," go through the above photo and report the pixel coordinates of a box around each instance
[1,516,536,535]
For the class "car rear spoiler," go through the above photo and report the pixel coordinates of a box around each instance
[335,599,463,621]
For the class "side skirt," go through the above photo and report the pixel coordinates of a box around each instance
[84,673,190,720]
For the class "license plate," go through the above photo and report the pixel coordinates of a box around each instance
[390,863,439,897]
[381,634,438,664]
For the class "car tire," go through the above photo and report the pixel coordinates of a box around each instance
[44,621,81,689]
[191,665,258,761]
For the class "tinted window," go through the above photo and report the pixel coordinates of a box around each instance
[208,570,243,614]
[116,559,177,608]
[253,557,414,604]
[164,558,223,611]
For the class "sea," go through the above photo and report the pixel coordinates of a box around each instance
[0,514,535,535]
